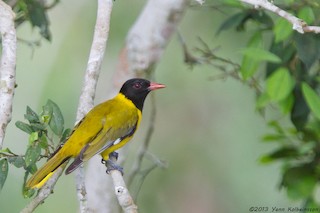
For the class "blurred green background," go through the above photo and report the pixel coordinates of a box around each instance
[0,0,300,212]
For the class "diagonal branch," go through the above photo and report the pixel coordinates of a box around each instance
[240,0,320,34]
[86,0,189,212]
[0,1,17,149]
[74,0,113,212]
[20,166,65,213]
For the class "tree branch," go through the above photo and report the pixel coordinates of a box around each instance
[239,0,320,34]
[21,0,113,212]
[108,155,138,213]
[113,0,189,85]
[86,0,189,212]
[110,170,138,213]
[0,1,17,149]
[20,166,65,213]
[74,0,113,212]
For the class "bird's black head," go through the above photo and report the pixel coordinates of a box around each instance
[119,78,165,111]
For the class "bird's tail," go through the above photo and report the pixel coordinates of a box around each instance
[25,151,71,189]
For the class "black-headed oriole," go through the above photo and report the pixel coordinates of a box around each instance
[26,78,165,189]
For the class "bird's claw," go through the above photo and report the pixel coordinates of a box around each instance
[105,160,124,176]
[101,152,123,175]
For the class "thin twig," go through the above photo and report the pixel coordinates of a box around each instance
[133,152,168,201]
[240,0,320,34]
[0,1,17,149]
[127,93,156,187]
[17,38,41,59]
[133,164,158,200]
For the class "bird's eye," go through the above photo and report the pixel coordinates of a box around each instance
[133,82,142,89]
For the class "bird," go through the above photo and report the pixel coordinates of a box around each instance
[25,78,165,189]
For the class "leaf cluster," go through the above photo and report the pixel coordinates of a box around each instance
[3,0,60,41]
[224,0,320,207]
[0,100,70,197]
[189,0,320,207]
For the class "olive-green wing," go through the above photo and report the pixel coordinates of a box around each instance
[80,114,139,161]
[65,108,139,174]
[65,126,113,174]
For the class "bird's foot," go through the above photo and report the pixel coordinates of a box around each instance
[105,160,124,175]
[109,151,119,160]
[101,152,123,175]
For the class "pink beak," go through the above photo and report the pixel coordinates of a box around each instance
[148,82,166,91]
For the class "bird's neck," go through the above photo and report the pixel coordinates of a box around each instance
[116,93,144,112]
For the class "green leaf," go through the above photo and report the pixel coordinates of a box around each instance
[240,47,282,64]
[216,12,247,36]
[25,144,41,168]
[23,187,35,198]
[294,33,320,69]
[0,159,8,190]
[298,7,315,25]
[28,132,38,145]
[282,166,316,200]
[222,0,243,7]
[256,93,270,110]
[279,93,294,114]
[266,41,296,77]
[0,148,15,156]
[301,83,320,120]
[41,103,52,124]
[262,134,285,142]
[60,128,72,143]
[304,198,319,209]
[38,134,48,149]
[30,123,47,132]
[268,120,284,134]
[25,106,40,123]
[291,86,310,131]
[298,142,316,155]
[247,31,263,48]
[25,163,37,175]
[240,56,260,80]
[23,171,35,198]
[46,100,64,136]
[260,147,298,164]
[27,0,51,40]
[240,32,263,79]
[15,121,33,134]
[273,18,293,43]
[266,67,294,101]
[282,0,295,3]
[251,11,273,28]
[8,156,25,168]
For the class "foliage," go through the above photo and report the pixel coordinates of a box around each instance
[0,0,62,196]
[185,0,320,208]
[3,0,60,41]
[0,100,70,197]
